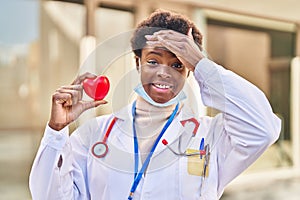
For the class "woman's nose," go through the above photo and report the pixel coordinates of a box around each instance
[156,65,171,78]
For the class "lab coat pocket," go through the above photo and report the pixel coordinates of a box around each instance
[178,156,202,199]
[186,149,209,177]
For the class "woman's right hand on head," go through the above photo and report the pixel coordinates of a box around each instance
[145,29,205,72]
[48,72,107,131]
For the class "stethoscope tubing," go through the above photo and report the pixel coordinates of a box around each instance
[102,117,117,143]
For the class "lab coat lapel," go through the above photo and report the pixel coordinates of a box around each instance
[153,105,198,157]
[110,104,135,154]
[154,117,183,154]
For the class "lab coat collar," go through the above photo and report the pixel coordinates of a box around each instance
[113,102,133,121]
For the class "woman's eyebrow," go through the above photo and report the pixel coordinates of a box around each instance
[144,47,177,58]
[145,50,163,57]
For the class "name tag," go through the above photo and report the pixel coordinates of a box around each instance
[186,149,209,177]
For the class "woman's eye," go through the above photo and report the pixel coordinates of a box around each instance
[147,60,158,65]
[172,62,183,69]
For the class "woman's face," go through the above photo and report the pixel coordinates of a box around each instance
[139,46,188,103]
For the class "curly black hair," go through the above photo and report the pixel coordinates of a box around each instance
[131,9,203,57]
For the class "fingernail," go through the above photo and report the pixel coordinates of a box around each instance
[145,35,152,39]
[94,100,107,107]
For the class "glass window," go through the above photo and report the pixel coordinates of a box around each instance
[206,20,295,171]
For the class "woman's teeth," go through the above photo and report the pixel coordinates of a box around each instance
[154,84,171,89]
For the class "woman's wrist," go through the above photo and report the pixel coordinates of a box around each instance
[48,120,67,131]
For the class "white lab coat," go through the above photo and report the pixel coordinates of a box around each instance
[29,58,281,200]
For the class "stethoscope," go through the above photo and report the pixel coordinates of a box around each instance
[91,105,204,158]
[91,101,209,199]
[161,117,207,157]
[91,117,117,158]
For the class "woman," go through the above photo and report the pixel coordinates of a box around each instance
[29,10,281,200]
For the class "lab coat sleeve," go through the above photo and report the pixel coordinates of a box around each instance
[29,124,89,200]
[193,58,281,197]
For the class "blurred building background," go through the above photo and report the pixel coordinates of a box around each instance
[0,0,299,199]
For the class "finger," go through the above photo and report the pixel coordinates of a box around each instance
[145,40,163,47]
[68,100,108,122]
[56,88,81,106]
[146,30,180,41]
[52,92,72,106]
[154,30,186,39]
[187,28,193,40]
[157,37,184,53]
[153,29,176,36]
[61,85,83,100]
[145,34,157,41]
[61,84,83,90]
[72,72,97,85]
[81,100,108,112]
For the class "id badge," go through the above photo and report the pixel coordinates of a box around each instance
[186,149,209,177]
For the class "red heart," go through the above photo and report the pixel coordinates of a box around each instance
[83,76,110,100]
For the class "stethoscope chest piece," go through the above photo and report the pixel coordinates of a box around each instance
[92,142,108,158]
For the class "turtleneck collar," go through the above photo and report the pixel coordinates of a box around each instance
[134,96,178,138]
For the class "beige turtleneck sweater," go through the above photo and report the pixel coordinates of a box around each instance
[134,96,179,164]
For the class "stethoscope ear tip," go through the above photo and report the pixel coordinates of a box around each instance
[162,139,168,145]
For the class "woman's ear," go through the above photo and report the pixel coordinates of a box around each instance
[135,56,140,71]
